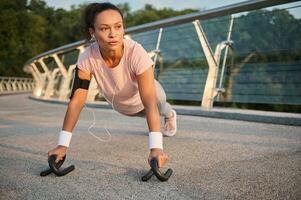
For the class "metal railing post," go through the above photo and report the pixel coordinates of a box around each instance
[193,20,218,110]
[52,54,68,78]
[217,15,234,101]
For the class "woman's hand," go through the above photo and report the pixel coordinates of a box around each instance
[48,145,67,163]
[148,148,168,168]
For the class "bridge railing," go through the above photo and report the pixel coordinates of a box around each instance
[0,77,35,94]
[22,0,301,110]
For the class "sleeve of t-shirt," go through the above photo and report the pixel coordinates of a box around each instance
[77,47,93,74]
[130,43,154,76]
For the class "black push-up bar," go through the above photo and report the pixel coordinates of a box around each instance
[41,155,172,181]
[141,158,173,182]
[40,155,75,177]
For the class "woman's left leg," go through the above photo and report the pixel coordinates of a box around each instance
[155,80,177,136]
[129,80,177,136]
[154,80,173,118]
[131,80,172,118]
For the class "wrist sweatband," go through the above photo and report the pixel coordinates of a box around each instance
[148,132,163,150]
[57,130,72,147]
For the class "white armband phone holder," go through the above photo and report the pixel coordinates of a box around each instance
[148,132,163,150]
[57,130,72,147]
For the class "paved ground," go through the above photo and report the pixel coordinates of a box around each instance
[0,94,300,200]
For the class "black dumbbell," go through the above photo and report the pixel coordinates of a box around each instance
[40,155,75,177]
[141,158,173,182]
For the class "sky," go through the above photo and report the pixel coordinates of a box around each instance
[45,0,301,18]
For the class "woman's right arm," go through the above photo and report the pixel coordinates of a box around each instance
[48,69,92,162]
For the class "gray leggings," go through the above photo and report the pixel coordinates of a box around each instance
[133,80,173,118]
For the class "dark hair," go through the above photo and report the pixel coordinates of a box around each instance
[83,2,124,40]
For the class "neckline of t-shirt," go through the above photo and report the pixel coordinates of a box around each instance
[96,41,125,72]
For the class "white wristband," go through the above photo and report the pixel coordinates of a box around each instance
[57,130,72,147]
[148,132,163,150]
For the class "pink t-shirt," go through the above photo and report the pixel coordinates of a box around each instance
[77,38,154,115]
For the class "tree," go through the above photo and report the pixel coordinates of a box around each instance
[0,0,47,76]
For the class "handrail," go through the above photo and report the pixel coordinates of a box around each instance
[126,0,298,33]
[0,76,33,80]
[23,0,298,68]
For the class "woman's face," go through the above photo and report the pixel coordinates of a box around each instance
[91,9,124,51]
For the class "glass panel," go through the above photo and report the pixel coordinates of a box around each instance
[59,49,80,69]
[219,3,301,105]
[132,2,301,105]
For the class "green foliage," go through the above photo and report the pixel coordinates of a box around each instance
[0,0,47,76]
[0,0,27,11]
[232,9,301,61]
[124,4,197,27]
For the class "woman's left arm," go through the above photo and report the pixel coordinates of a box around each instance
[137,66,167,168]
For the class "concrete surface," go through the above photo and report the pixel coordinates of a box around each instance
[0,94,301,200]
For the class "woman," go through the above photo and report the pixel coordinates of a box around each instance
[48,2,177,168]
